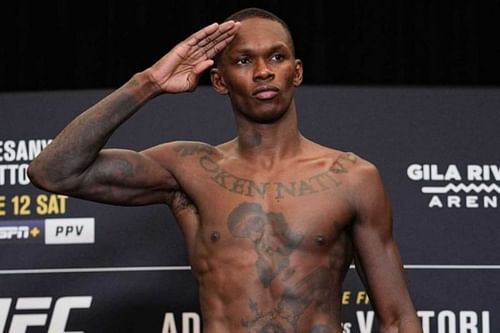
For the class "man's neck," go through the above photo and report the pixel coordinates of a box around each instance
[234,107,303,168]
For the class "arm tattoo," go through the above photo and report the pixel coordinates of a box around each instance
[173,143,216,156]
[170,191,198,215]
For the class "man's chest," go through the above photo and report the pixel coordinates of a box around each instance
[172,149,357,246]
[183,177,355,257]
[180,151,354,204]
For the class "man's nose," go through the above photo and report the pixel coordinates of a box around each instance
[253,59,274,81]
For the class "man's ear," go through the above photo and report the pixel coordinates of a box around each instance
[293,59,304,87]
[210,68,228,95]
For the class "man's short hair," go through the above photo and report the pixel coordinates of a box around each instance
[214,7,296,65]
[224,7,292,41]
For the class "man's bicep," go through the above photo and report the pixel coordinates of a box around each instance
[352,161,393,228]
[75,147,178,205]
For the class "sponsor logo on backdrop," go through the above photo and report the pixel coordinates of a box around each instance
[407,164,500,208]
[0,218,94,244]
[0,296,92,333]
[0,220,44,243]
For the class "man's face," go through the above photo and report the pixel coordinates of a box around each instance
[212,17,303,123]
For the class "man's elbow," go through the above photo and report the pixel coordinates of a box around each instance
[27,160,74,194]
[27,160,45,187]
[27,161,52,191]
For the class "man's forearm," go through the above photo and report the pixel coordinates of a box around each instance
[28,71,160,191]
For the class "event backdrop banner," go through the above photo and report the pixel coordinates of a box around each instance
[0,86,498,333]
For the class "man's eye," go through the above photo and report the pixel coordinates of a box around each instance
[236,57,251,65]
[271,54,284,62]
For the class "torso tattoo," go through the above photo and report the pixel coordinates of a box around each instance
[174,143,358,201]
[227,202,350,332]
[172,142,357,333]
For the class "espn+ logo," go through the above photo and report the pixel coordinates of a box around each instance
[0,296,91,333]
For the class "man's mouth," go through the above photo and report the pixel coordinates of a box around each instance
[253,86,279,100]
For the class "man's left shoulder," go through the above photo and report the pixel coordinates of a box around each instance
[308,142,383,185]
[331,151,383,187]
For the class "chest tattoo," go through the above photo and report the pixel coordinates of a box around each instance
[199,155,356,200]
[174,143,357,200]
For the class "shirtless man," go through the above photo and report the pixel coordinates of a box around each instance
[28,7,422,333]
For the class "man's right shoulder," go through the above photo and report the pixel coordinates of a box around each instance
[168,140,219,157]
[141,140,220,170]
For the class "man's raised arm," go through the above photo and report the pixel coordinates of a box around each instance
[28,20,240,206]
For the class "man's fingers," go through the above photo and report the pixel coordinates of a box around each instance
[186,20,236,47]
[149,20,239,92]
[198,20,238,47]
[191,21,240,60]
[186,22,219,47]
[192,59,215,76]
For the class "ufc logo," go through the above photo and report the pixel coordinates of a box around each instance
[0,296,92,333]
